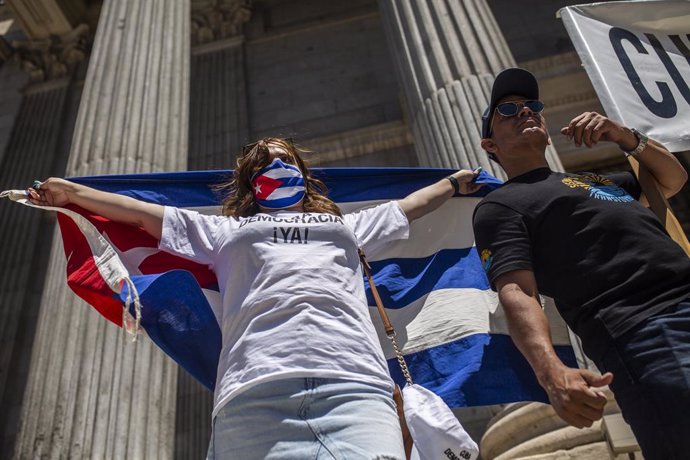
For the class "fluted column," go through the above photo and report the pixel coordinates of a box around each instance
[0,78,73,459]
[14,0,189,458]
[378,0,562,177]
[0,18,89,457]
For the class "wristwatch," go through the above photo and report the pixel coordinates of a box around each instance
[446,175,460,195]
[624,128,648,157]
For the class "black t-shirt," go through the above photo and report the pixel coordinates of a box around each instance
[472,167,690,359]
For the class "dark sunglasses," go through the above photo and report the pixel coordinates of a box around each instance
[241,137,294,156]
[495,100,544,117]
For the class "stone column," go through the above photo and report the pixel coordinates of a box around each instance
[0,79,71,459]
[378,0,562,177]
[14,0,189,458]
[0,22,88,458]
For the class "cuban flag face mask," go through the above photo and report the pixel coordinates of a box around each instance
[250,158,306,210]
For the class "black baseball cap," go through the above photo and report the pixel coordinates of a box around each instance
[481,68,539,139]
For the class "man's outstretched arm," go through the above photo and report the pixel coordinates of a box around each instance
[495,269,613,428]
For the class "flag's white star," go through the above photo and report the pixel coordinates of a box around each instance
[254,184,262,194]
[102,231,158,276]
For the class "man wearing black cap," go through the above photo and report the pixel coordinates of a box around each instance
[472,67,690,458]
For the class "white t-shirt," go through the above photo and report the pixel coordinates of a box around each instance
[159,201,409,418]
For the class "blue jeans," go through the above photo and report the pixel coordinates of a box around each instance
[207,378,405,460]
[597,300,690,460]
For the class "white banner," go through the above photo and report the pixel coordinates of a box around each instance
[559,1,690,152]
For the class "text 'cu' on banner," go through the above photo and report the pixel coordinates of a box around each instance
[559,1,690,152]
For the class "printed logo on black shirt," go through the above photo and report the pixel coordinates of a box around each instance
[480,249,493,272]
[561,174,634,203]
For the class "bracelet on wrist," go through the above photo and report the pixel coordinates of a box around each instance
[624,128,648,158]
[446,175,460,195]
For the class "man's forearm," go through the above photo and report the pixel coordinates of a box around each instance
[631,137,687,198]
[498,283,566,386]
[611,125,687,198]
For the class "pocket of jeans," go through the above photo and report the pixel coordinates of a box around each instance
[600,342,638,387]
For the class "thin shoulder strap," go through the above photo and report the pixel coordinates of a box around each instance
[358,248,413,385]
[359,248,395,336]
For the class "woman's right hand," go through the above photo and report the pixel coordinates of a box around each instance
[28,178,76,207]
[26,178,164,239]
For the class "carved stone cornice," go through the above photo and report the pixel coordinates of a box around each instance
[518,52,599,109]
[303,121,414,165]
[12,23,90,82]
[191,0,251,46]
[519,51,583,79]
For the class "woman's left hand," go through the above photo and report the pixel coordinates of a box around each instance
[400,167,484,222]
[451,168,484,195]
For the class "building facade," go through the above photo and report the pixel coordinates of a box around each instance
[0,0,687,458]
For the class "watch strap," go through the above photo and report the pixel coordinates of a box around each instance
[625,128,648,157]
[446,175,460,195]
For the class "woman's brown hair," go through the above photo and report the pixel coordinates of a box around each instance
[218,137,342,217]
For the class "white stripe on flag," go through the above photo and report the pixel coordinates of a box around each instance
[263,167,303,180]
[341,198,480,259]
[370,288,571,359]
[267,185,305,200]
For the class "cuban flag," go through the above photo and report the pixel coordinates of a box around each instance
[6,168,577,407]
[251,158,306,209]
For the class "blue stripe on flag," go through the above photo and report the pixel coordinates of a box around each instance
[367,248,490,308]
[122,270,221,390]
[388,333,577,407]
[321,168,501,202]
[69,168,502,206]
